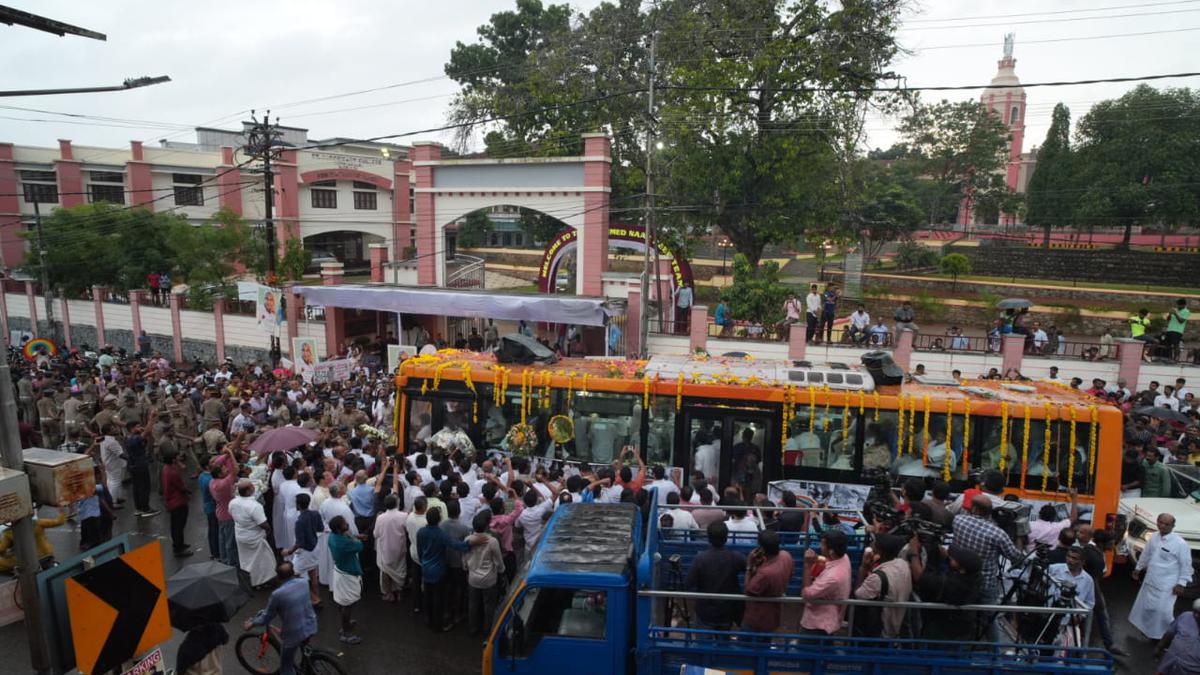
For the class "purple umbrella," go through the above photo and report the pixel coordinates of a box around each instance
[248,426,319,455]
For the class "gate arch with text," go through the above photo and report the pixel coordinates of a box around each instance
[536,224,694,294]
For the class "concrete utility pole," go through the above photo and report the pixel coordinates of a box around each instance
[639,29,657,359]
[245,112,283,366]
[31,200,59,345]
[0,362,51,673]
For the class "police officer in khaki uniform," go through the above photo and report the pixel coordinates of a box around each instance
[90,394,120,439]
[62,390,89,442]
[36,389,61,447]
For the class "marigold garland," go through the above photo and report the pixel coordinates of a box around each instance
[420,378,428,396]
[872,391,881,421]
[676,373,684,411]
[1020,405,1032,491]
[998,401,1009,472]
[962,398,972,478]
[520,369,530,424]
[1087,405,1099,484]
[643,373,651,409]
[542,371,551,410]
[908,395,918,455]
[822,384,831,432]
[922,395,932,466]
[1042,403,1054,491]
[1068,406,1078,489]
[808,386,817,432]
[781,385,795,455]
[858,390,865,415]
[582,373,590,394]
[943,400,954,482]
[841,395,851,448]
[567,372,575,409]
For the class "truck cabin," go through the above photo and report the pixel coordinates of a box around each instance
[484,503,642,675]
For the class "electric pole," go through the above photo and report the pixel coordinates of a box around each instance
[0,361,51,674]
[639,28,657,359]
[31,200,59,345]
[245,112,283,366]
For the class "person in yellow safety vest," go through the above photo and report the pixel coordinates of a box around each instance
[0,508,68,573]
[1130,308,1152,341]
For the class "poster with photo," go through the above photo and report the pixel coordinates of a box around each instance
[767,479,872,514]
[292,337,319,382]
[387,344,417,373]
[256,285,284,337]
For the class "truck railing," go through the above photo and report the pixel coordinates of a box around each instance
[637,590,1107,672]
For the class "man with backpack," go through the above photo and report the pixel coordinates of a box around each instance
[852,533,911,638]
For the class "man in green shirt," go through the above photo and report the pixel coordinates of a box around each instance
[1142,448,1172,498]
[1165,299,1190,362]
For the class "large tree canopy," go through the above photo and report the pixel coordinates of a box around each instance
[1024,102,1073,248]
[445,0,907,266]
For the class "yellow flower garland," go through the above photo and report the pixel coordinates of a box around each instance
[943,400,953,481]
[998,401,1009,472]
[822,384,831,432]
[1042,402,1053,491]
[1020,405,1032,491]
[872,391,881,421]
[643,373,651,409]
[922,395,931,466]
[897,394,907,457]
[676,373,684,411]
[781,385,794,455]
[908,395,918,455]
[858,390,865,415]
[842,395,850,448]
[567,372,575,409]
[542,371,551,409]
[582,373,590,394]
[962,398,972,478]
[1068,406,1078,489]
[808,386,817,432]
[1087,405,1099,482]
[520,369,530,424]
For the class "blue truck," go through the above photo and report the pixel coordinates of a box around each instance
[481,502,1114,675]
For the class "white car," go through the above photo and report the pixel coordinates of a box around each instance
[1118,465,1200,597]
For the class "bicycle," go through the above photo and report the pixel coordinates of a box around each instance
[235,625,347,675]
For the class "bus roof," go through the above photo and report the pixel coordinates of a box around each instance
[397,349,1117,412]
[526,503,638,588]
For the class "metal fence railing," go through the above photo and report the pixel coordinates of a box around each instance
[913,333,996,354]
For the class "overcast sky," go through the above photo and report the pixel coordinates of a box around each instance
[2,0,1197,154]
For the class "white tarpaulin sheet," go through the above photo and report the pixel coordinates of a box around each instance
[291,285,609,326]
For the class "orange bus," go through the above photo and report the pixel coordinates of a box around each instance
[393,350,1124,533]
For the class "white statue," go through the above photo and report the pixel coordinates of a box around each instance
[1003,33,1015,60]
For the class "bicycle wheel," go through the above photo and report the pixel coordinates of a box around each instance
[235,632,283,675]
[305,651,348,675]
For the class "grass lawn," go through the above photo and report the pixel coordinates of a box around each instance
[923,272,1199,295]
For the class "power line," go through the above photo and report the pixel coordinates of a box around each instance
[903,6,1200,30]
[904,0,1200,23]
[662,71,1200,94]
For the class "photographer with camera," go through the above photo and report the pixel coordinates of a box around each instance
[1028,489,1079,552]
[853,533,912,639]
[909,543,983,641]
[953,495,1024,642]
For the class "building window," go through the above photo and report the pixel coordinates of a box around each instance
[172,173,204,206]
[1010,106,1020,124]
[352,181,377,210]
[311,179,337,209]
[89,171,125,204]
[20,170,57,203]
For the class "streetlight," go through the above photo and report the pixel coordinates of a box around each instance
[718,237,733,276]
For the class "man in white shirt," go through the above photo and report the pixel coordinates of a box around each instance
[662,492,699,530]
[229,403,254,435]
[516,489,556,555]
[868,319,890,346]
[1031,323,1049,354]
[848,305,871,344]
[100,428,127,503]
[725,502,760,533]
[1131,513,1195,639]
[1174,378,1191,401]
[674,283,694,334]
[805,284,822,343]
[647,465,680,506]
[1047,546,1095,612]
[1156,385,1182,412]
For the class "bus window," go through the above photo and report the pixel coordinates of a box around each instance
[863,411,899,471]
[408,399,432,444]
[729,419,768,494]
[645,396,676,468]
[782,407,855,471]
[500,587,608,659]
[571,392,637,465]
[689,418,722,486]
[427,399,476,453]
[894,413,963,479]
[964,417,1095,495]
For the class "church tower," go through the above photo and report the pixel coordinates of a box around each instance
[959,34,1027,226]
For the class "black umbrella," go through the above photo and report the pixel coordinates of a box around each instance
[996,298,1033,310]
[167,560,251,631]
[1133,405,1191,425]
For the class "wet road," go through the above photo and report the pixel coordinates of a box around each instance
[0,482,1188,674]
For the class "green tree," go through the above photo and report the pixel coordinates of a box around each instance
[457,211,495,248]
[1024,103,1074,248]
[277,237,311,283]
[720,253,790,329]
[897,99,1012,225]
[852,162,924,261]
[1072,85,1200,248]
[894,240,938,270]
[938,252,971,289]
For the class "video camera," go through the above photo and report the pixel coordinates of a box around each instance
[890,515,947,545]
[992,500,1031,541]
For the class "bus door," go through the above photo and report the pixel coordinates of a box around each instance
[681,406,776,495]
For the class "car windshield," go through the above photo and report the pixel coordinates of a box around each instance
[1167,464,1200,500]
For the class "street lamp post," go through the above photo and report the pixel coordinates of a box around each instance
[718,237,732,276]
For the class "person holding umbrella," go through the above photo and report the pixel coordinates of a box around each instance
[244,562,318,675]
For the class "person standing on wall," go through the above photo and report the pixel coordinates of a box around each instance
[674,283,694,335]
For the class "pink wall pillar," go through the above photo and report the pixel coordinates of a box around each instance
[0,143,22,271]
[369,243,388,283]
[126,141,155,210]
[1116,338,1145,389]
[92,286,107,346]
[58,293,71,349]
[169,291,184,364]
[788,323,807,362]
[212,295,227,364]
[626,288,641,359]
[689,305,708,353]
[129,289,144,351]
[321,263,346,358]
[1000,334,1025,377]
[216,146,244,215]
[392,160,413,262]
[411,143,441,286]
[273,150,301,258]
[580,134,611,296]
[55,140,84,208]
[284,284,300,347]
[23,280,38,337]
[892,328,916,371]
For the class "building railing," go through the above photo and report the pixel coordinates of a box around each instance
[445,254,485,289]
[914,333,996,354]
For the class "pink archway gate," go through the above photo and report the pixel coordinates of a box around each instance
[536,224,694,294]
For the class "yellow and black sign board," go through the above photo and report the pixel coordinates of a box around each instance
[64,543,170,675]
[1153,246,1200,253]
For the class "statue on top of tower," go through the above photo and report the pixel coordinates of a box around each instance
[1003,33,1015,59]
